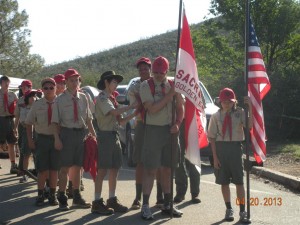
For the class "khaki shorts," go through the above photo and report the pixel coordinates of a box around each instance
[214,142,244,185]
[35,134,60,172]
[133,121,145,164]
[97,131,122,169]
[20,127,31,156]
[142,125,179,170]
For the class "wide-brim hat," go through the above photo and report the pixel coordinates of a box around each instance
[97,70,123,90]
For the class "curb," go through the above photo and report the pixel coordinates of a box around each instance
[251,166,300,192]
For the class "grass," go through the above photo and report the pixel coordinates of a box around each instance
[271,141,300,159]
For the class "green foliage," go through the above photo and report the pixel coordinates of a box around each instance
[0,0,44,77]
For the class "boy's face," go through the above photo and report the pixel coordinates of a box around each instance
[221,100,234,111]
[0,80,10,90]
[153,72,167,83]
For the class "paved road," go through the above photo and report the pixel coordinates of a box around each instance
[0,157,299,225]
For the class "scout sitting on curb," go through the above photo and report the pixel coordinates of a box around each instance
[52,68,97,211]
[91,71,138,215]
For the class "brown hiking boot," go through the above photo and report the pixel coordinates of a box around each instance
[72,192,91,208]
[106,196,128,213]
[91,198,114,215]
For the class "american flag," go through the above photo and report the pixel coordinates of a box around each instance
[248,18,271,164]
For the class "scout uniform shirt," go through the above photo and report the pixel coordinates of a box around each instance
[14,96,25,118]
[139,78,172,126]
[95,91,118,131]
[0,89,18,117]
[19,105,31,127]
[208,107,246,142]
[25,98,56,135]
[127,78,143,121]
[51,89,92,129]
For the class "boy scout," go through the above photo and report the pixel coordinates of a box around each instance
[25,78,60,206]
[0,76,18,173]
[14,79,32,174]
[52,68,96,211]
[92,71,137,215]
[139,56,184,220]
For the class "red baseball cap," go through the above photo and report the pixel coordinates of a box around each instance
[53,74,65,83]
[219,88,236,102]
[152,56,169,74]
[41,77,56,87]
[21,79,32,88]
[136,57,151,68]
[64,68,80,80]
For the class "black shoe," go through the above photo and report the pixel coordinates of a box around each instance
[155,199,164,208]
[174,194,185,203]
[107,196,128,213]
[10,164,18,174]
[48,193,59,206]
[191,196,201,204]
[35,194,45,206]
[57,193,69,211]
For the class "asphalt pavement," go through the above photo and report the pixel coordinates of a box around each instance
[1,156,300,225]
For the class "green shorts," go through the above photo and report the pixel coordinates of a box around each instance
[133,121,145,164]
[0,116,17,144]
[214,142,244,185]
[20,126,31,156]
[35,134,60,172]
[97,131,122,169]
[142,125,179,170]
[59,127,85,168]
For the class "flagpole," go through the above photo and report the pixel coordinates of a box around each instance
[170,0,183,219]
[245,0,252,223]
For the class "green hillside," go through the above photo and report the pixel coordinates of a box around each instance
[38,28,182,86]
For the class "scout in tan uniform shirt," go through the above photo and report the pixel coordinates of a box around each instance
[13,79,32,174]
[92,70,137,215]
[52,68,96,211]
[0,76,18,173]
[139,56,184,220]
[207,88,253,223]
[25,78,60,206]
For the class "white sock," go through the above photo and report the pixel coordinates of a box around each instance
[94,193,101,200]
[109,190,115,198]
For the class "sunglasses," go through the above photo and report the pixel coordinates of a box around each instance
[43,87,54,90]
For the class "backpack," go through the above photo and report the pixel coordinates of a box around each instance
[140,77,173,123]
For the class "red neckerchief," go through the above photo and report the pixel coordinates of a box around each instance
[3,92,8,112]
[109,94,118,108]
[72,93,79,122]
[222,112,232,141]
[47,102,53,126]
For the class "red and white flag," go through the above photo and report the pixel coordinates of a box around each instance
[248,18,271,164]
[175,6,208,170]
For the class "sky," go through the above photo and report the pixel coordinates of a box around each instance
[18,0,213,65]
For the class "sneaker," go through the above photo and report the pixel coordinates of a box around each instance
[155,198,164,208]
[131,199,141,210]
[239,211,249,223]
[91,198,114,215]
[48,193,59,206]
[225,208,234,221]
[141,204,154,220]
[191,196,201,204]
[57,193,69,211]
[174,194,185,203]
[72,194,91,208]
[19,175,28,183]
[35,194,45,206]
[10,164,18,174]
[161,203,183,217]
[107,196,128,213]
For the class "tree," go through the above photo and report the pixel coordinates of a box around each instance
[0,0,44,77]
